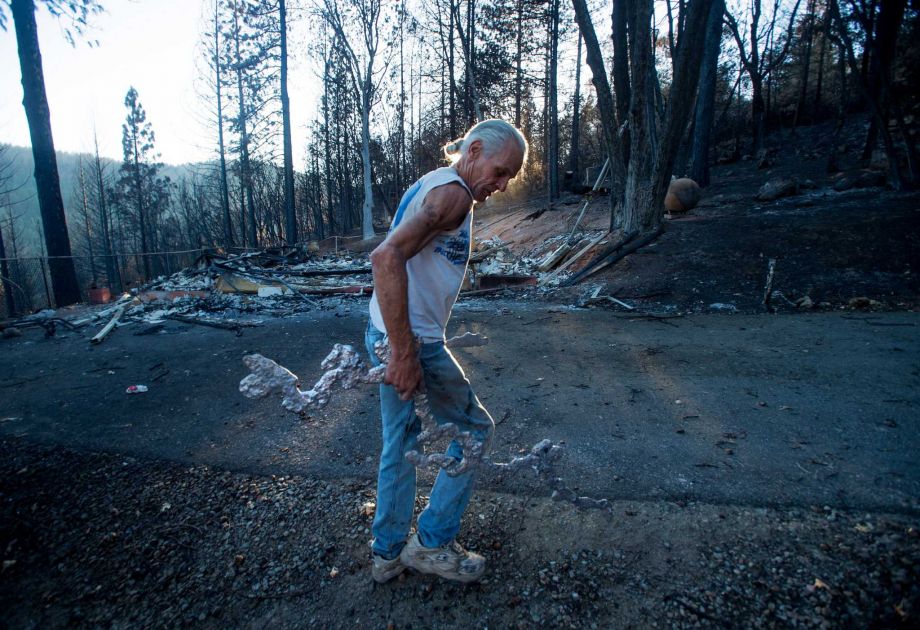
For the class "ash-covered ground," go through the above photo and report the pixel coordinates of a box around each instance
[2,119,919,628]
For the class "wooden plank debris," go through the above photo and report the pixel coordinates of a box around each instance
[538,231,609,286]
[215,273,284,294]
[537,242,573,271]
[91,305,126,345]
[559,229,640,286]
[470,244,507,264]
[297,285,373,296]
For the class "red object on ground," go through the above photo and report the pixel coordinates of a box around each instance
[88,287,111,304]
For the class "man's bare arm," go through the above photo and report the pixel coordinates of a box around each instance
[369,183,472,399]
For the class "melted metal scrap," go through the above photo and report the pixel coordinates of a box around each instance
[493,439,609,509]
[239,333,610,511]
[240,344,385,412]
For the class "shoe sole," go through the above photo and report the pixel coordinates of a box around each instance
[372,561,406,584]
[399,549,484,584]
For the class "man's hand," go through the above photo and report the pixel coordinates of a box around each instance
[385,355,423,401]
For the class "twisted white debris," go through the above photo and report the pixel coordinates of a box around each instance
[240,343,385,412]
[239,333,610,511]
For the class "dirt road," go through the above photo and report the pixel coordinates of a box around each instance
[1,303,918,627]
[2,302,918,511]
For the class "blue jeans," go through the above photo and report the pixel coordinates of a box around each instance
[365,322,494,560]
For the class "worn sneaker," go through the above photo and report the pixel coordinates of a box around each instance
[399,532,485,583]
[372,554,405,583]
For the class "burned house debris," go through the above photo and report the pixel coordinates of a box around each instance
[0,214,674,345]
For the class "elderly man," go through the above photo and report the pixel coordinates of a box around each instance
[365,119,527,583]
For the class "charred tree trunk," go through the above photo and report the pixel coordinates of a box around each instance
[213,0,234,248]
[751,75,766,154]
[396,1,406,198]
[231,5,257,247]
[813,10,827,120]
[448,0,457,138]
[0,218,16,317]
[78,158,98,285]
[688,0,725,187]
[93,133,120,293]
[829,0,907,189]
[572,0,626,230]
[323,58,335,236]
[612,0,631,165]
[360,80,375,239]
[568,31,583,179]
[515,0,524,128]
[620,0,657,231]
[835,33,846,126]
[127,120,151,279]
[548,0,560,202]
[10,0,81,306]
[623,0,712,230]
[280,0,297,246]
[792,0,816,130]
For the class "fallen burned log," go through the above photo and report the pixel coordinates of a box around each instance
[165,313,258,335]
[469,244,508,264]
[69,295,134,328]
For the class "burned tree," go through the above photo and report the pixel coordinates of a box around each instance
[688,0,727,187]
[117,87,171,281]
[2,0,102,306]
[724,0,803,154]
[320,0,390,241]
[574,0,713,231]
[826,0,917,190]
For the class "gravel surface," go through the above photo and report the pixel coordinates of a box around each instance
[2,438,917,628]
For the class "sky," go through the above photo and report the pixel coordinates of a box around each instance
[0,1,682,171]
[0,0,319,168]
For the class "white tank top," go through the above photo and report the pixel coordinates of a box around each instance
[369,167,474,342]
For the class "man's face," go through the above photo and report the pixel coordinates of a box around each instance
[465,139,524,203]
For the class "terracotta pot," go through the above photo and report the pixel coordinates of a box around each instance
[88,287,111,304]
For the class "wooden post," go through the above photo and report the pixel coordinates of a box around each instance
[39,256,53,308]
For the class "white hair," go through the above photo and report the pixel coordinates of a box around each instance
[443,119,528,165]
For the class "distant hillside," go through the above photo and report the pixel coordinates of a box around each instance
[1,145,201,254]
